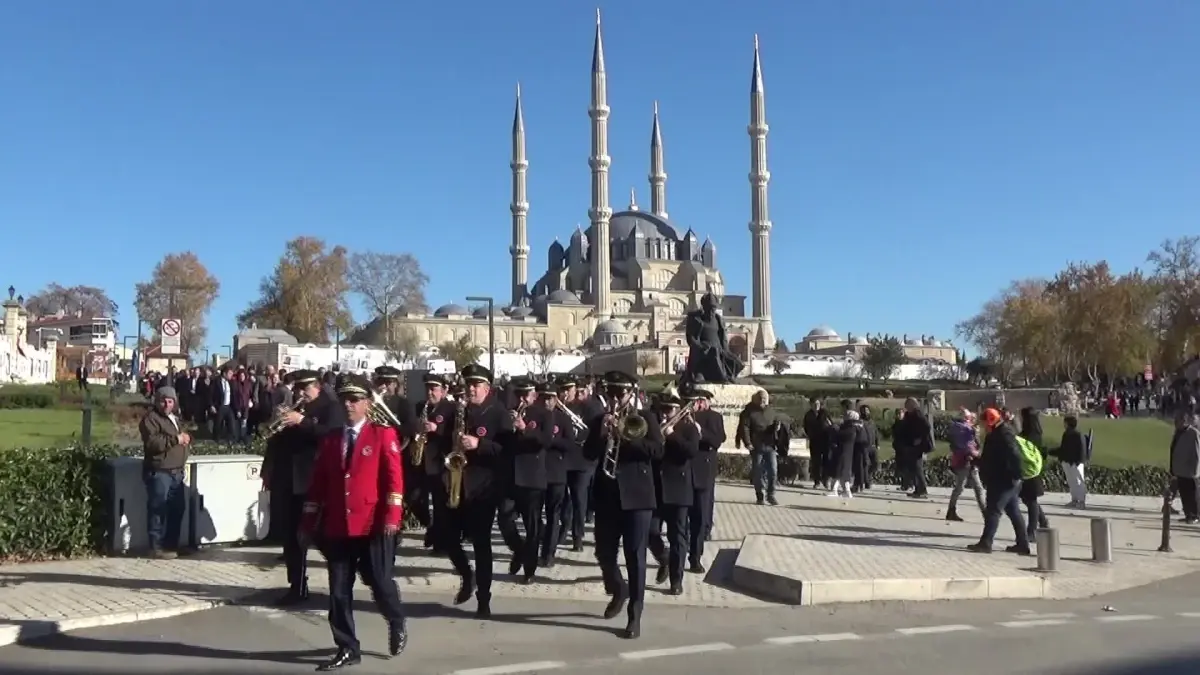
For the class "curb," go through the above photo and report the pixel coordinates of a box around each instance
[0,599,231,647]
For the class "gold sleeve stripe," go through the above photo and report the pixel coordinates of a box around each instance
[386,493,404,505]
[302,503,320,513]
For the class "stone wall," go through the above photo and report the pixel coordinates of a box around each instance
[943,387,1058,413]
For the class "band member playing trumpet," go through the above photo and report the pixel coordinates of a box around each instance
[558,376,594,552]
[497,376,549,582]
[436,364,512,618]
[262,369,344,606]
[647,391,701,595]
[371,366,419,530]
[584,371,664,640]
[686,388,725,568]
[538,382,573,568]
[299,373,407,671]
[415,372,454,550]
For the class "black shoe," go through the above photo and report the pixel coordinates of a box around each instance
[1005,544,1032,556]
[622,604,643,640]
[655,564,669,585]
[945,511,964,522]
[704,532,713,542]
[475,597,492,619]
[519,574,534,585]
[539,556,554,569]
[387,623,407,657]
[689,562,706,574]
[572,542,584,552]
[755,497,765,506]
[603,588,628,620]
[454,573,475,605]
[508,557,522,576]
[668,584,683,596]
[966,543,992,554]
[908,492,929,499]
[275,585,309,607]
[767,495,779,506]
[316,648,361,671]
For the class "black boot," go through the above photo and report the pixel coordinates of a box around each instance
[315,648,361,671]
[275,581,309,607]
[454,572,475,605]
[475,592,492,619]
[603,585,628,620]
[621,603,643,640]
[655,562,669,585]
[945,508,963,522]
[387,622,407,657]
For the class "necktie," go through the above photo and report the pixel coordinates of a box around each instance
[345,428,358,469]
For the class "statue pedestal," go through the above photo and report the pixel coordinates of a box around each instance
[703,383,807,456]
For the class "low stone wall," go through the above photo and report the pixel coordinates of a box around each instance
[944,388,1057,413]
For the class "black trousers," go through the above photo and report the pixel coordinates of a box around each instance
[688,489,711,564]
[1178,477,1199,519]
[560,469,592,546]
[647,505,688,586]
[541,482,566,561]
[496,487,545,577]
[323,534,405,653]
[405,470,431,530]
[704,485,716,539]
[594,507,653,612]
[442,498,498,599]
[427,474,447,545]
[283,495,309,590]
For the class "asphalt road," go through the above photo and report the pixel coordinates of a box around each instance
[4,574,1200,674]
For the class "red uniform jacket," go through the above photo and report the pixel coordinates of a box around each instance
[300,422,404,538]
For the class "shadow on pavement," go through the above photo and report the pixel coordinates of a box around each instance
[1068,648,1200,675]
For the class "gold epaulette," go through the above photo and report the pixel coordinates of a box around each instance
[386,493,404,506]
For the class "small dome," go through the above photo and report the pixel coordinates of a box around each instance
[805,325,839,339]
[594,319,627,335]
[546,289,582,305]
[472,306,502,319]
[433,303,468,318]
[509,306,534,318]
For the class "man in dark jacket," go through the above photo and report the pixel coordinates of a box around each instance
[139,386,192,558]
[968,408,1030,555]
[894,398,933,498]
[737,390,781,505]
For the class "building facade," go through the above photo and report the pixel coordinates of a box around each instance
[352,15,777,359]
[0,287,58,384]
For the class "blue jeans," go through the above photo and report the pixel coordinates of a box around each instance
[751,448,778,500]
[144,469,186,551]
[979,479,1029,549]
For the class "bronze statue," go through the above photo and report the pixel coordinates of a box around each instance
[680,293,744,385]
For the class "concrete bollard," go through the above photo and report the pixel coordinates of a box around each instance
[1091,518,1113,563]
[81,406,93,447]
[1035,528,1059,572]
[1158,479,1173,553]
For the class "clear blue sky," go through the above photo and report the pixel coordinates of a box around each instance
[2,1,1197,357]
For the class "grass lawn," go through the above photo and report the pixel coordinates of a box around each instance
[873,416,1175,469]
[0,408,114,450]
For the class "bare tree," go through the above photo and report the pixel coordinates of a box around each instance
[347,252,430,343]
[24,283,119,322]
[635,351,660,376]
[386,325,421,363]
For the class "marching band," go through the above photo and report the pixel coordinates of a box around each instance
[267,363,723,670]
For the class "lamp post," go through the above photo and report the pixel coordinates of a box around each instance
[221,344,232,362]
[466,296,495,374]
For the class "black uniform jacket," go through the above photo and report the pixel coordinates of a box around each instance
[418,398,456,477]
[545,406,573,485]
[564,399,594,472]
[263,389,344,494]
[657,420,699,507]
[510,404,551,490]
[382,393,419,447]
[693,408,726,490]
[584,406,665,511]
[432,394,514,503]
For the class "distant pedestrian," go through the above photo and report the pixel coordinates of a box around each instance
[1050,415,1088,508]
[946,409,984,521]
[968,408,1031,555]
[1170,411,1200,524]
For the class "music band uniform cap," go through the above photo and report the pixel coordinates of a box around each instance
[509,376,536,392]
[335,373,373,398]
[459,364,493,384]
[683,388,714,401]
[290,369,320,386]
[372,365,403,381]
[603,371,638,388]
[555,375,578,389]
[423,372,450,388]
[659,393,683,406]
[536,382,558,396]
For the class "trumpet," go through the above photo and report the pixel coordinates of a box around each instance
[511,399,528,425]
[410,400,432,467]
[445,397,468,509]
[553,398,588,434]
[601,389,648,479]
[263,394,309,439]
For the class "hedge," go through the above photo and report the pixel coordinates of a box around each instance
[1,440,1171,562]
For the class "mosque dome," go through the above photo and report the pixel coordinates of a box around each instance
[805,325,839,339]
[472,305,503,319]
[508,306,534,318]
[433,304,469,318]
[546,290,582,304]
[585,211,684,243]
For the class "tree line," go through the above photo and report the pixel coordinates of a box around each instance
[955,236,1200,386]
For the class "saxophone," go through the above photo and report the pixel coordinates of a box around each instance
[445,397,468,509]
[411,401,432,467]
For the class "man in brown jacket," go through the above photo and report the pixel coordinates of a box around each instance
[139,386,192,558]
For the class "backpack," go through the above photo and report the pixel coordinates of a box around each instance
[1016,435,1044,480]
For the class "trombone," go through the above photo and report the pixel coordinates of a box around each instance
[601,387,648,479]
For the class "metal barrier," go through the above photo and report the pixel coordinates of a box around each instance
[1090,518,1113,563]
[1035,528,1059,572]
[1158,478,1173,553]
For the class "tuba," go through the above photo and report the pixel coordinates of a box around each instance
[601,389,647,479]
[444,397,469,509]
[367,387,404,429]
[410,400,432,467]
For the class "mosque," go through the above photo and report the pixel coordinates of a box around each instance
[355,14,777,360]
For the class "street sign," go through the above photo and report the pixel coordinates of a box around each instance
[161,318,183,355]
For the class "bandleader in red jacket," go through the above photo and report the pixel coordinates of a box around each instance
[300,419,405,539]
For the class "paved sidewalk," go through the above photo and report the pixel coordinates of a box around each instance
[1,482,1197,646]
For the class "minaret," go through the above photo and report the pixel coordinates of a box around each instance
[588,9,613,321]
[748,35,776,351]
[509,83,530,307]
[649,101,667,218]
